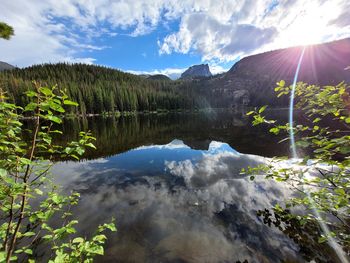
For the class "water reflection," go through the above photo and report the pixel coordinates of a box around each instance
[52,139,302,263]
[55,109,292,160]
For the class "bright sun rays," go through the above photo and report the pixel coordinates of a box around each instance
[278,1,342,47]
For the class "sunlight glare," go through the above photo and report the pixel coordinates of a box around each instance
[280,2,341,46]
[289,47,349,263]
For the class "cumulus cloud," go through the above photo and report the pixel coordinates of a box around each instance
[0,0,101,66]
[0,0,172,66]
[1,0,349,67]
[127,67,187,80]
[159,0,350,62]
[160,15,277,61]
[135,139,191,150]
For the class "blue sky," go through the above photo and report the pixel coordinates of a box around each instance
[0,0,349,79]
[91,22,206,75]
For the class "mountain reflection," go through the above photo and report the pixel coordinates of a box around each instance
[52,110,293,160]
[52,139,302,263]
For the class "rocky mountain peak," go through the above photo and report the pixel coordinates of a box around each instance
[180,64,212,79]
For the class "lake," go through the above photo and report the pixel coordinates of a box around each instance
[48,109,335,262]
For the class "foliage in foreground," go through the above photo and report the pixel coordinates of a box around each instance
[0,83,116,262]
[246,80,350,260]
[0,22,14,40]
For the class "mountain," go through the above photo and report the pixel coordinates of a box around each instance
[147,74,171,81]
[204,38,350,107]
[1,38,349,113]
[180,64,212,79]
[138,74,151,79]
[228,37,350,84]
[0,61,15,71]
[135,74,171,81]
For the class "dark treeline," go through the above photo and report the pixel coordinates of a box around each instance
[30,110,290,161]
[0,63,207,114]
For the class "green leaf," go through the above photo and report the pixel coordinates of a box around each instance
[50,130,63,134]
[24,102,37,111]
[23,232,36,237]
[72,237,84,243]
[93,234,107,242]
[345,117,350,124]
[63,100,79,106]
[49,102,65,113]
[85,143,96,149]
[318,235,328,243]
[89,245,104,255]
[20,157,31,165]
[246,111,254,116]
[269,127,280,135]
[26,91,37,97]
[39,87,53,96]
[51,194,60,204]
[258,105,267,114]
[24,249,33,255]
[278,80,285,87]
[0,168,7,177]
[34,189,43,195]
[46,115,62,124]
[76,147,85,155]
[102,222,117,232]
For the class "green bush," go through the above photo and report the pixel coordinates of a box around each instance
[0,83,116,262]
[246,80,350,260]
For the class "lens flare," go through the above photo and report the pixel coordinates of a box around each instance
[289,46,305,159]
[289,46,349,263]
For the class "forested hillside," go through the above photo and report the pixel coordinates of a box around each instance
[3,38,348,114]
[206,37,350,107]
[0,63,203,114]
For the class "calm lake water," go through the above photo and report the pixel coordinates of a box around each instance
[48,109,334,262]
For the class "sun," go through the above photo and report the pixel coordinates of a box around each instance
[280,1,341,47]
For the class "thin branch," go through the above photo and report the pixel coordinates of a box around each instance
[317,168,338,188]
[6,89,40,262]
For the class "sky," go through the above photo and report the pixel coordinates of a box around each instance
[0,0,349,79]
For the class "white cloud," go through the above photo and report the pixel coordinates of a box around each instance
[135,139,191,150]
[159,0,350,62]
[0,0,98,66]
[208,64,230,75]
[52,147,299,262]
[0,0,349,68]
[127,67,187,79]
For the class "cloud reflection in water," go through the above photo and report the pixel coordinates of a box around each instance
[52,139,301,263]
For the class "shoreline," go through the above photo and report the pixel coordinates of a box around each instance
[19,106,293,120]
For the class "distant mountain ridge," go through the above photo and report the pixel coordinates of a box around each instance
[0,61,15,71]
[228,38,350,85]
[147,74,171,81]
[180,64,212,79]
[1,38,349,111]
[203,38,350,106]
